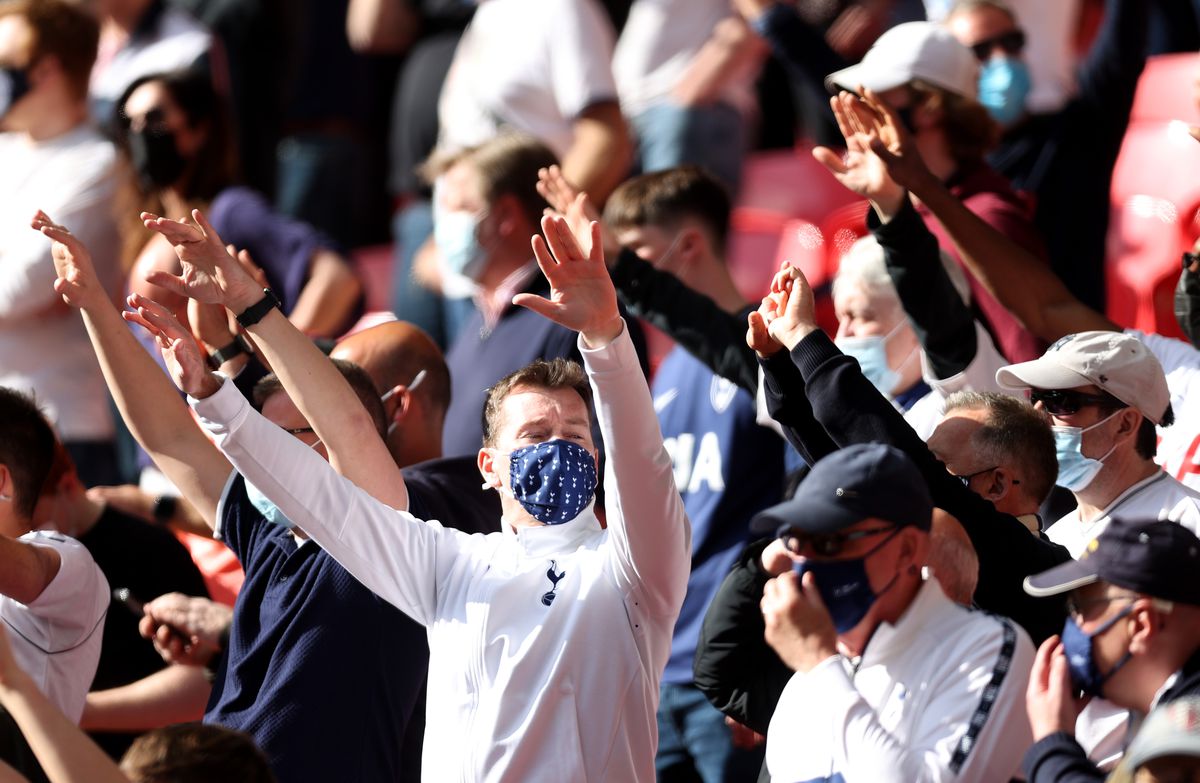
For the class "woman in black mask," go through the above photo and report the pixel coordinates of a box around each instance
[115,70,363,340]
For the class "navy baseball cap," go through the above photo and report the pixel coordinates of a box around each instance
[750,443,933,536]
[1024,518,1200,605]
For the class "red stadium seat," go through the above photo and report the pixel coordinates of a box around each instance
[1106,53,1200,339]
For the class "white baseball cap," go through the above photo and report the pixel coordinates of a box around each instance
[1124,697,1200,770]
[825,22,979,100]
[995,331,1173,425]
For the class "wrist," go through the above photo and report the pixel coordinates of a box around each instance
[581,315,623,349]
[192,372,224,400]
[780,323,819,350]
[226,283,267,314]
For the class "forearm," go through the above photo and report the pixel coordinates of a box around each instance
[237,306,406,509]
[0,675,130,783]
[561,102,633,203]
[610,249,757,392]
[911,180,1116,341]
[586,322,690,615]
[80,665,209,732]
[758,351,838,465]
[872,201,975,378]
[79,304,227,526]
[286,250,363,338]
[672,17,766,106]
[749,4,847,102]
[192,380,444,624]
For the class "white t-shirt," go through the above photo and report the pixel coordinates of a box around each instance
[613,0,757,116]
[1047,471,1200,558]
[1,532,109,722]
[437,0,619,158]
[0,125,119,441]
[1127,330,1200,493]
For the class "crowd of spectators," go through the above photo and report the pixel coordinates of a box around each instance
[6,0,1200,781]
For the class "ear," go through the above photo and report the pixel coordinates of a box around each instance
[897,527,926,572]
[676,226,706,265]
[491,194,523,240]
[385,384,415,428]
[1113,408,1141,443]
[981,468,1014,503]
[0,464,11,503]
[478,447,503,491]
[1127,599,1164,655]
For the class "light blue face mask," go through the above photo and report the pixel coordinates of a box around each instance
[836,320,915,398]
[978,57,1032,127]
[433,201,487,299]
[1052,410,1121,491]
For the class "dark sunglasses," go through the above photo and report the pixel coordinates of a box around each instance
[953,466,1020,488]
[1029,389,1125,417]
[779,524,897,558]
[969,29,1026,61]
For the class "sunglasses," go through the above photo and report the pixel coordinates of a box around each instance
[1029,389,1125,417]
[779,524,897,558]
[969,29,1026,61]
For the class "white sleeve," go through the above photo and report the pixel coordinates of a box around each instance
[771,622,1033,783]
[584,322,691,618]
[5,534,108,653]
[191,379,464,626]
[548,0,619,118]
[1127,329,1200,409]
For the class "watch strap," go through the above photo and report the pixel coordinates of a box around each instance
[235,289,281,329]
[207,333,254,370]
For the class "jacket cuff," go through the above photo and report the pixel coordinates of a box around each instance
[578,319,632,375]
[1022,731,1091,781]
[790,330,842,382]
[189,374,249,436]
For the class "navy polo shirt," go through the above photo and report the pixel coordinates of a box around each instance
[206,474,427,783]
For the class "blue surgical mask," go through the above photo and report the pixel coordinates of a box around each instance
[836,320,914,398]
[793,528,902,633]
[1061,605,1134,697]
[433,198,487,298]
[1052,410,1121,491]
[499,439,598,525]
[978,58,1031,127]
[245,480,294,530]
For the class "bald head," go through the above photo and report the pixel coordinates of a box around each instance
[332,321,450,466]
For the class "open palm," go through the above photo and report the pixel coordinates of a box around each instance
[123,293,212,397]
[141,210,259,308]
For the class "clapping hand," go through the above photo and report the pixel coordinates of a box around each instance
[761,569,839,673]
[123,293,221,399]
[140,209,263,313]
[32,211,108,311]
[515,215,623,348]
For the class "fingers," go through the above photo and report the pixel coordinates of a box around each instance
[1030,634,1060,689]
[799,570,827,611]
[812,146,849,176]
[512,292,559,321]
[829,94,856,145]
[143,270,193,299]
[540,214,585,266]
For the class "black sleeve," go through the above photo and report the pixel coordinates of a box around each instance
[610,248,758,392]
[693,538,795,735]
[1176,257,1200,350]
[1070,0,1151,155]
[1023,733,1105,783]
[751,4,848,107]
[870,199,976,379]
[758,351,839,466]
[789,330,1070,644]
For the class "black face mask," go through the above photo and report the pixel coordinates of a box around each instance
[0,66,30,118]
[127,127,187,189]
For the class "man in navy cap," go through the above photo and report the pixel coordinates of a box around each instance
[751,443,1035,782]
[1022,519,1200,783]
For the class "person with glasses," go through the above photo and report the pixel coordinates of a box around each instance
[1020,518,1200,783]
[748,443,1035,782]
[995,331,1200,560]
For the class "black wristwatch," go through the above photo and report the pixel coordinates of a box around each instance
[206,333,255,370]
[152,494,178,525]
[235,288,281,329]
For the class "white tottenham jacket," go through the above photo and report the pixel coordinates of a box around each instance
[192,324,691,782]
[765,581,1035,783]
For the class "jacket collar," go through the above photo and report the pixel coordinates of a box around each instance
[508,502,602,558]
[861,579,951,663]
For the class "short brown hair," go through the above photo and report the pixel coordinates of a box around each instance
[910,80,1000,167]
[482,358,592,447]
[603,165,732,251]
[421,133,558,226]
[252,358,388,438]
[944,391,1058,504]
[0,0,98,101]
[0,387,56,520]
[120,723,275,783]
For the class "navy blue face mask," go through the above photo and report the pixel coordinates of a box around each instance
[793,527,903,633]
[504,439,598,525]
[1061,605,1134,697]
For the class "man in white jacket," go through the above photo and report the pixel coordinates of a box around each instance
[138,209,692,782]
[754,443,1035,782]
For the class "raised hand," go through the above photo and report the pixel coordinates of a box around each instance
[514,215,622,348]
[141,209,263,312]
[759,263,819,351]
[761,570,838,673]
[123,293,220,399]
[812,91,906,215]
[536,165,617,265]
[31,211,108,311]
[855,87,940,198]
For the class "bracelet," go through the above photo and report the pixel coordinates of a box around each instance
[206,333,255,370]
[235,289,281,329]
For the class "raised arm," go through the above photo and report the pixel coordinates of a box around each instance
[30,213,230,527]
[140,210,406,511]
[515,216,690,616]
[853,90,1116,342]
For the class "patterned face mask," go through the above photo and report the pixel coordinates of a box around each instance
[502,439,598,525]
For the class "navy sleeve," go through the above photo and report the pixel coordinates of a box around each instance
[1071,0,1150,141]
[752,4,848,105]
[1023,733,1105,783]
[788,330,1071,643]
[758,351,838,466]
[208,187,334,313]
[610,248,759,393]
[870,200,976,379]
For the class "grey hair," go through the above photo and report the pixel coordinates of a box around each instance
[943,391,1058,504]
[833,236,971,308]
